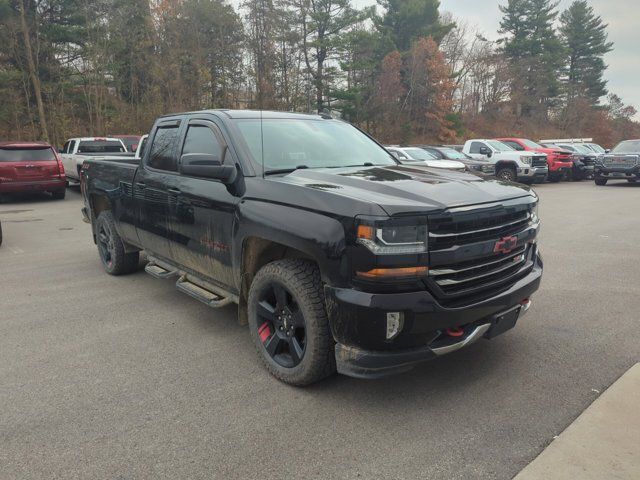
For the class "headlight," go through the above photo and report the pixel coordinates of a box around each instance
[530,200,539,224]
[521,156,533,165]
[356,218,427,255]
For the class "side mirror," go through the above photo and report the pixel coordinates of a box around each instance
[605,149,610,154]
[479,146,492,157]
[179,151,235,183]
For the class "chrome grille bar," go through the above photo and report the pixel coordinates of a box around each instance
[429,246,527,276]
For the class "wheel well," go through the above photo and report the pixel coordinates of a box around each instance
[90,194,111,220]
[495,161,516,172]
[238,237,315,325]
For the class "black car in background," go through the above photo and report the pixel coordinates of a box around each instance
[418,145,496,177]
[541,143,595,180]
[595,139,640,185]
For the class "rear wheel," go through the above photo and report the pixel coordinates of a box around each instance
[496,167,516,182]
[248,259,335,385]
[95,211,139,275]
[51,189,66,200]
[595,177,608,186]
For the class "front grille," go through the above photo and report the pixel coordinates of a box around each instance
[426,203,537,307]
[532,156,547,167]
[428,209,531,250]
[603,155,638,168]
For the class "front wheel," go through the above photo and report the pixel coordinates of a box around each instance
[595,178,608,186]
[95,211,139,275]
[248,259,335,385]
[496,167,516,182]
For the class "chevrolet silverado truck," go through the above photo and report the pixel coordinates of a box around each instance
[496,138,572,182]
[594,139,640,185]
[462,139,548,183]
[80,110,543,385]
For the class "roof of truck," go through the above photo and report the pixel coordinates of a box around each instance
[160,109,330,120]
[0,141,52,148]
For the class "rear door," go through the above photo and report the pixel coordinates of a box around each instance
[0,146,61,183]
[134,119,183,262]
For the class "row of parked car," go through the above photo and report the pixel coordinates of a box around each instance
[384,137,611,184]
[1,130,639,206]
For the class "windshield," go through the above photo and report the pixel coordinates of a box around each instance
[587,143,606,153]
[439,148,469,160]
[403,148,437,161]
[612,140,640,154]
[522,139,543,149]
[0,147,56,162]
[488,140,514,151]
[570,144,593,154]
[235,118,396,171]
[78,140,125,153]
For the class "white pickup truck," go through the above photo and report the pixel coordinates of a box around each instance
[60,137,131,183]
[462,139,548,183]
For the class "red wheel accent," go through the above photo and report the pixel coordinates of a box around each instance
[446,327,464,337]
[258,322,271,343]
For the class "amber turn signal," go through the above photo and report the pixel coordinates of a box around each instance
[356,266,428,279]
[357,225,375,240]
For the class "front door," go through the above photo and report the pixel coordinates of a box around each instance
[169,119,239,292]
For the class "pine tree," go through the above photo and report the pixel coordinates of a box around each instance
[498,0,565,118]
[376,0,453,52]
[560,1,613,105]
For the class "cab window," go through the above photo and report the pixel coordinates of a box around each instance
[148,126,180,171]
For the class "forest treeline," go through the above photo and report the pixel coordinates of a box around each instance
[1,0,638,146]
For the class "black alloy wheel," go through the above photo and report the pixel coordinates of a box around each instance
[97,220,116,270]
[255,281,306,368]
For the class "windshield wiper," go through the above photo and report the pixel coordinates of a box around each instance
[264,165,309,176]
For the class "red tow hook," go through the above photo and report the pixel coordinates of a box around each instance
[446,327,465,338]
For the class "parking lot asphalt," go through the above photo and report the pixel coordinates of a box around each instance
[1,182,639,480]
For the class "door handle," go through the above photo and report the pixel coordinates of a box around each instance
[136,182,146,189]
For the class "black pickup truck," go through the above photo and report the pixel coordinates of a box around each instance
[595,139,640,185]
[80,110,543,385]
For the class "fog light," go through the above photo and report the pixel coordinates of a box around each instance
[386,312,404,340]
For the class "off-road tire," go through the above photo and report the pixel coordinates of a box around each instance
[248,259,335,386]
[95,211,139,275]
[496,167,516,182]
[594,178,608,186]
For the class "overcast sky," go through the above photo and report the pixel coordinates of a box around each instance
[349,0,638,112]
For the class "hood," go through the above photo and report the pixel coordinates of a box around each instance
[270,165,533,216]
[407,159,466,169]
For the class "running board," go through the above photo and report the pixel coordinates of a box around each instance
[175,276,233,308]
[145,263,177,279]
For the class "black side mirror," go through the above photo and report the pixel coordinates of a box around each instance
[605,149,610,154]
[179,151,235,183]
[479,146,492,157]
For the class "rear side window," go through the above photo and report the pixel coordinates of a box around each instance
[469,142,486,154]
[182,125,223,160]
[148,126,179,171]
[0,147,56,162]
[77,141,125,153]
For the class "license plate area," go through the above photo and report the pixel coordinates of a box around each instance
[485,305,521,339]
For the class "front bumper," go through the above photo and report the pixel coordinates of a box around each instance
[517,166,548,182]
[595,165,640,179]
[325,253,543,378]
[0,178,66,194]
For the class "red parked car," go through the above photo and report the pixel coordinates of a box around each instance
[0,142,66,199]
[109,134,141,152]
[495,138,573,182]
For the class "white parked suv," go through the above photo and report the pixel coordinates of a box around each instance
[385,146,466,172]
[462,139,548,183]
[60,137,129,183]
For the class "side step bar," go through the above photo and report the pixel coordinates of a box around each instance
[144,258,235,308]
[176,276,233,308]
[145,263,177,279]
